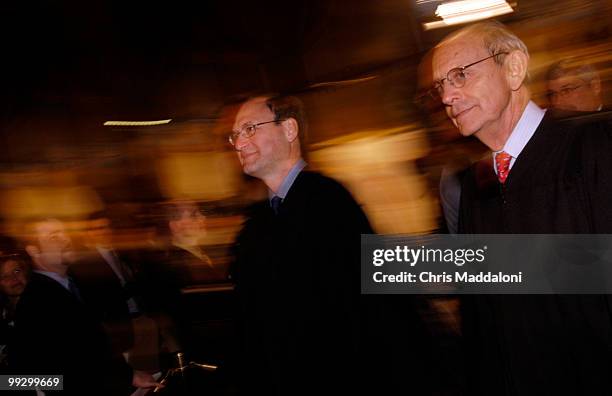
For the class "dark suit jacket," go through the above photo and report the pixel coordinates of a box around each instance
[69,250,135,355]
[13,272,132,396]
[459,112,612,395]
[137,244,228,350]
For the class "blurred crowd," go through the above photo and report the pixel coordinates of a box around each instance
[0,202,231,394]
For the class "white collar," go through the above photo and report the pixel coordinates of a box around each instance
[493,100,546,160]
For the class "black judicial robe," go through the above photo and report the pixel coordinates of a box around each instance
[231,171,432,395]
[458,112,612,395]
[232,171,371,395]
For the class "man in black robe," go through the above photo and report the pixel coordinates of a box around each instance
[229,95,431,395]
[429,21,612,395]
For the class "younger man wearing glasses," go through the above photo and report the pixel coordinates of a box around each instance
[229,95,428,395]
[430,21,612,394]
[229,95,371,394]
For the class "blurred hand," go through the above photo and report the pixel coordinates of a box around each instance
[132,370,161,389]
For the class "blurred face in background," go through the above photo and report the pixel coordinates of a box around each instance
[85,217,113,248]
[0,259,27,298]
[547,74,602,111]
[169,204,207,247]
[26,219,74,271]
[35,220,72,255]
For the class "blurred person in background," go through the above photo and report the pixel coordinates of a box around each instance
[14,218,159,395]
[163,200,227,284]
[70,212,164,374]
[0,245,29,371]
[547,58,604,111]
[430,20,612,395]
[138,200,227,355]
[229,94,430,395]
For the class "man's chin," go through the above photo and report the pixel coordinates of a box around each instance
[63,250,77,263]
[457,125,477,137]
[242,163,258,177]
[242,162,251,172]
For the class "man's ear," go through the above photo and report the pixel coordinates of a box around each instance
[169,220,179,235]
[25,245,40,260]
[505,50,529,91]
[283,118,299,143]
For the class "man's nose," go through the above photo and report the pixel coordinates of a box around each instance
[441,82,461,106]
[234,134,249,151]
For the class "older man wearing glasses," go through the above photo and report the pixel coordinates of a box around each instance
[430,21,612,395]
[546,58,604,112]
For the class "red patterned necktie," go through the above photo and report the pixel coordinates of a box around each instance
[495,151,512,184]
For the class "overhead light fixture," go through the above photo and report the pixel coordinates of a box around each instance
[103,119,172,126]
[423,0,514,30]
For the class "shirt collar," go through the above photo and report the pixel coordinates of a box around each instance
[96,246,113,257]
[268,158,307,201]
[493,101,546,159]
[35,270,70,291]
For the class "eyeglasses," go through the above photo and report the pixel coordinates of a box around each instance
[229,119,285,146]
[430,52,508,101]
[547,84,585,101]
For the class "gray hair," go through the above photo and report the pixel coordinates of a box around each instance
[546,58,599,82]
[437,20,530,65]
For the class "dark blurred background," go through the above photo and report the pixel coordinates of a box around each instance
[0,0,609,232]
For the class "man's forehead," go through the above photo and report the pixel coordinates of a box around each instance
[35,220,64,235]
[548,75,586,88]
[433,36,485,75]
[234,97,272,126]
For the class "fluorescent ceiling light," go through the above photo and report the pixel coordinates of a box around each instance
[309,76,377,89]
[423,0,514,30]
[103,119,172,126]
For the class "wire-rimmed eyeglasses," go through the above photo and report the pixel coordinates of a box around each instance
[228,119,285,146]
[546,83,586,101]
[430,52,508,101]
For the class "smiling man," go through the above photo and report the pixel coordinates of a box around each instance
[430,21,612,395]
[229,95,380,395]
[232,96,305,191]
